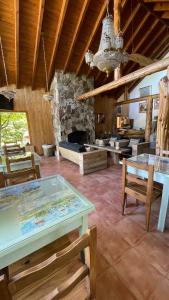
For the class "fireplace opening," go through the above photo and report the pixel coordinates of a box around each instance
[68,130,88,145]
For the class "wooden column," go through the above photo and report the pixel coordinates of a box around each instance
[145,96,153,142]
[156,67,169,153]
[114,0,121,80]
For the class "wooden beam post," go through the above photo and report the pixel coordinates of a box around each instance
[76,57,169,101]
[156,68,169,153]
[145,96,153,142]
[114,0,121,81]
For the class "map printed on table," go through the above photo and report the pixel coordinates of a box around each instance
[0,178,88,241]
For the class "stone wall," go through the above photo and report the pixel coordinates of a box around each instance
[51,72,95,145]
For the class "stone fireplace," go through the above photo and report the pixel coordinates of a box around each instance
[51,72,95,145]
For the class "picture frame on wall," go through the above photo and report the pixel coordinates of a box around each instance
[139,86,152,97]
[153,97,160,110]
[139,101,147,113]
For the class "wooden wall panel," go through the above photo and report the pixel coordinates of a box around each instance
[94,95,115,137]
[0,86,54,154]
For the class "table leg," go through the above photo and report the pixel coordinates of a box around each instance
[79,215,88,236]
[79,216,88,263]
[35,165,41,178]
[157,183,169,232]
[0,172,5,188]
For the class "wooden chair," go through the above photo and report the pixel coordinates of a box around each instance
[122,158,161,231]
[0,226,97,300]
[3,145,25,156]
[3,154,40,186]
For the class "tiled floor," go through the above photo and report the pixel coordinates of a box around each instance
[41,157,169,300]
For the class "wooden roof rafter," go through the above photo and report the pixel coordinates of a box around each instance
[14,0,19,88]
[48,0,69,87]
[162,12,169,19]
[32,0,45,90]
[126,25,169,75]
[63,0,90,73]
[141,0,169,25]
[153,3,169,11]
[75,0,107,76]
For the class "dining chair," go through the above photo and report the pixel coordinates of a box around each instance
[0,226,97,300]
[3,154,40,186]
[122,158,161,231]
[3,145,25,156]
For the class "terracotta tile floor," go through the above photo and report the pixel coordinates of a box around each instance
[40,157,169,300]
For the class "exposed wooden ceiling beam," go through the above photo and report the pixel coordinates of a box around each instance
[76,1,107,76]
[156,39,169,58]
[32,0,45,89]
[48,0,69,87]
[144,0,169,2]
[133,18,158,53]
[115,94,159,106]
[138,0,169,28]
[141,25,166,55]
[76,57,169,100]
[14,0,19,88]
[162,12,169,19]
[151,34,169,58]
[122,3,140,35]
[124,24,166,75]
[154,3,169,11]
[124,11,150,50]
[63,0,90,73]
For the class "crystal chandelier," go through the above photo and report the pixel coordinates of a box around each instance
[85,2,128,77]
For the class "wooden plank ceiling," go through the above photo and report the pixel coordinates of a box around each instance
[0,0,169,97]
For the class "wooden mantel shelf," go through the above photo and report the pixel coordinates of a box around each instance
[76,57,169,101]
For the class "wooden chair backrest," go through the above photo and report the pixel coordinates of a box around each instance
[5,153,35,173]
[3,145,25,156]
[0,226,97,300]
[1,154,39,186]
[122,158,154,202]
[160,150,169,157]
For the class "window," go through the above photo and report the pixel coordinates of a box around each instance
[0,112,30,147]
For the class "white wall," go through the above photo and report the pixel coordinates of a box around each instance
[129,70,166,129]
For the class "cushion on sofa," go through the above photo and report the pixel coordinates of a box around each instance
[59,141,86,153]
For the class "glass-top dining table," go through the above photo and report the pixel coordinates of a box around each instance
[0,175,94,269]
[128,154,169,232]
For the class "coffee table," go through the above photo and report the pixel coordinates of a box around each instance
[0,175,94,269]
[85,143,130,164]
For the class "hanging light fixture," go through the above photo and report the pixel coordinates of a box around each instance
[0,36,16,100]
[42,33,53,101]
[85,0,128,77]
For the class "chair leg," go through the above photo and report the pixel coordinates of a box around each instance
[146,200,152,231]
[122,193,127,215]
[136,199,139,206]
